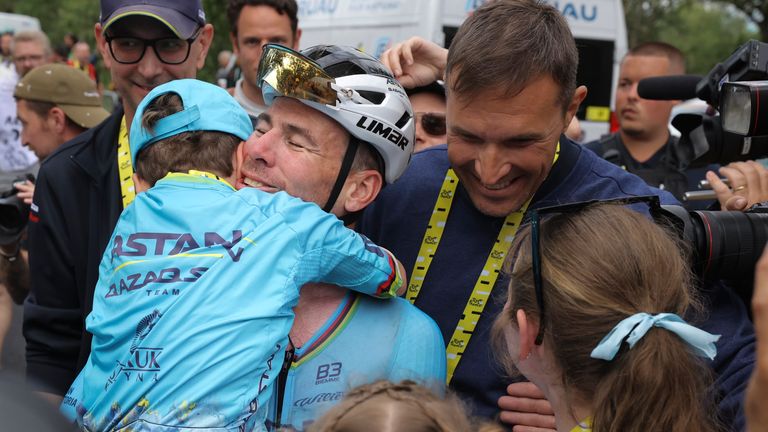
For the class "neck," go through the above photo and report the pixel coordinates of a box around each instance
[539,381,592,432]
[62,127,86,143]
[290,283,346,347]
[241,79,265,107]
[124,105,136,134]
[619,129,669,163]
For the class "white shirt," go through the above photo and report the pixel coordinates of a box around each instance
[0,65,38,172]
[233,78,266,119]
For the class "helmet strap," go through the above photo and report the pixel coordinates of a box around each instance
[322,136,360,214]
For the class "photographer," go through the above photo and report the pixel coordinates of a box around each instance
[707,161,768,211]
[0,64,107,368]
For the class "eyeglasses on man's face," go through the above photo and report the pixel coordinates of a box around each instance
[105,28,202,65]
[527,195,662,345]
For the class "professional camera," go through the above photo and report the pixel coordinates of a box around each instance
[638,39,768,168]
[635,41,768,301]
[0,174,34,246]
[660,203,768,285]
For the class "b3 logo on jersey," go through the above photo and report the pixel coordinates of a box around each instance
[315,362,342,385]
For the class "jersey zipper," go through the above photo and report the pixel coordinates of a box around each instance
[273,342,296,429]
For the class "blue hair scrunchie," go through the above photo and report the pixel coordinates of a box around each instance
[590,312,721,361]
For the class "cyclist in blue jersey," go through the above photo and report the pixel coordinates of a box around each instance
[60,79,406,432]
[237,45,447,431]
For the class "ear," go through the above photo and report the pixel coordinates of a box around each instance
[194,23,215,70]
[232,141,245,181]
[516,309,539,362]
[48,107,68,134]
[229,31,240,56]
[563,85,588,132]
[342,169,383,214]
[132,172,151,193]
[292,28,302,50]
[94,23,112,69]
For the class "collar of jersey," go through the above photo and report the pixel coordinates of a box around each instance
[158,171,236,191]
[292,292,360,367]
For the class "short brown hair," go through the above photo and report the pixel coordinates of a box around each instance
[626,41,686,74]
[493,204,719,432]
[227,0,299,36]
[446,0,578,110]
[135,93,241,186]
[20,99,83,132]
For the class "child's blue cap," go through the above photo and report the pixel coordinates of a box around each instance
[130,79,253,164]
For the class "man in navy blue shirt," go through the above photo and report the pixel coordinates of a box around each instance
[364,1,754,430]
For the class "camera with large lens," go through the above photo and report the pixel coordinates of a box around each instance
[661,204,767,285]
[0,174,34,246]
[637,39,768,167]
[636,40,768,300]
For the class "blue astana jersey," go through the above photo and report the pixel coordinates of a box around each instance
[60,173,402,431]
[267,292,446,431]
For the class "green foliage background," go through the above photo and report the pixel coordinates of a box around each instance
[0,0,761,85]
[623,0,761,75]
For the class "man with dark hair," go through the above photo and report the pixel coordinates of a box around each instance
[367,1,754,430]
[584,41,716,206]
[24,0,213,405]
[0,31,13,67]
[226,0,301,120]
[406,81,447,153]
[15,64,108,162]
[0,64,108,374]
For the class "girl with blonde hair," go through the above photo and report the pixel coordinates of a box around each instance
[307,380,502,432]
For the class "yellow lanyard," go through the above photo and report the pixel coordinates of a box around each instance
[410,143,560,384]
[570,418,592,432]
[117,116,136,209]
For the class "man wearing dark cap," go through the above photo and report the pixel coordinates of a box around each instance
[15,64,109,161]
[0,64,108,375]
[24,0,213,404]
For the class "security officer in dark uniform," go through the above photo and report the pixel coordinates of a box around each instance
[584,41,715,209]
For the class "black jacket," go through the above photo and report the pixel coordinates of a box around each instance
[24,108,125,394]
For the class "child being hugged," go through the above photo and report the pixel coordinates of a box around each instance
[61,79,405,432]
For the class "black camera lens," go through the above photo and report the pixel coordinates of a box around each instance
[0,203,24,230]
[686,210,768,281]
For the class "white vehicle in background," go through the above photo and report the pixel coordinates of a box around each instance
[0,12,40,33]
[298,0,627,142]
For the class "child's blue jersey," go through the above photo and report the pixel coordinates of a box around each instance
[60,172,402,431]
[267,292,446,431]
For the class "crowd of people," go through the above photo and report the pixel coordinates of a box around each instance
[0,0,766,431]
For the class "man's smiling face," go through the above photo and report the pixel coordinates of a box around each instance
[237,97,350,208]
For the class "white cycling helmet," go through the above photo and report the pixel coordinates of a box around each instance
[258,44,415,185]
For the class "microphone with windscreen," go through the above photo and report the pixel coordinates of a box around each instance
[637,75,702,100]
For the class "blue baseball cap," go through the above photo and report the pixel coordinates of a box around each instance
[130,79,253,164]
[100,0,206,39]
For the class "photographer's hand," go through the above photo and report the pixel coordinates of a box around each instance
[380,37,447,89]
[747,246,768,432]
[706,161,768,211]
[14,180,35,205]
[498,382,556,431]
